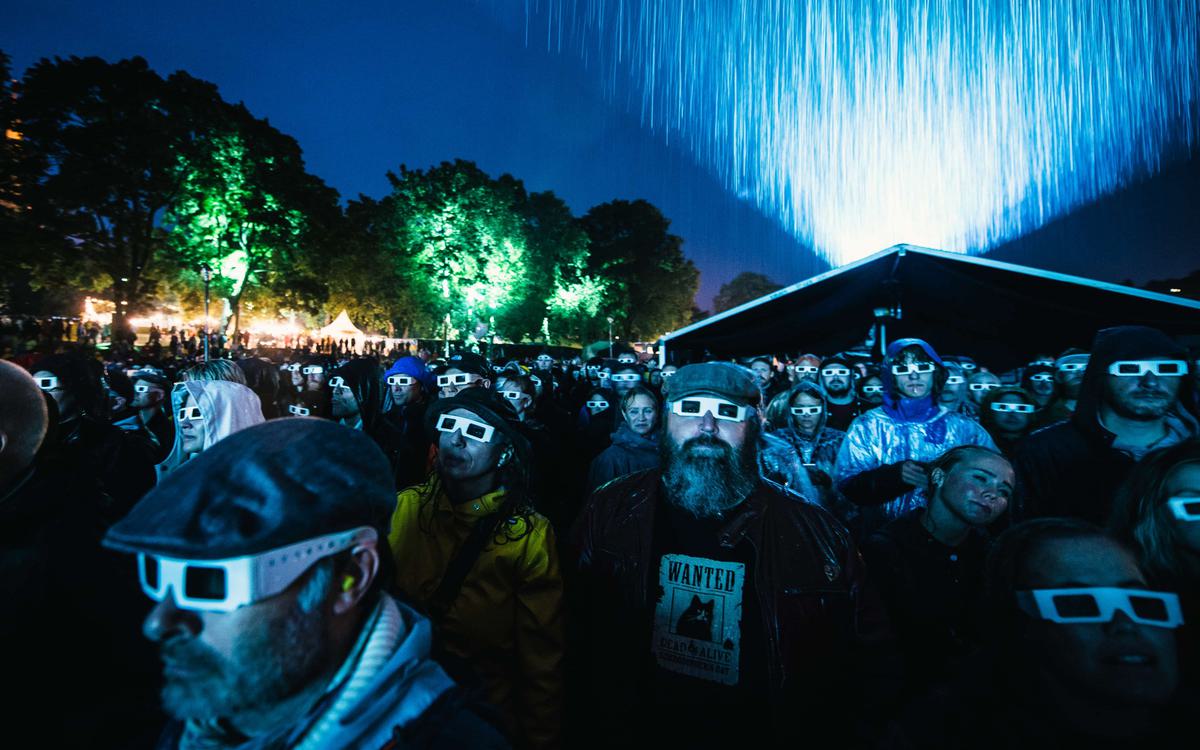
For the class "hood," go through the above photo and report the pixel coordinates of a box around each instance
[156,380,266,480]
[1072,326,1190,434]
[784,380,830,436]
[979,385,1036,434]
[385,356,437,396]
[331,359,384,433]
[610,421,658,453]
[881,337,945,422]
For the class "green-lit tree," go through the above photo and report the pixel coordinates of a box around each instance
[14,56,227,335]
[163,107,340,337]
[379,160,531,342]
[713,271,783,312]
[581,199,699,342]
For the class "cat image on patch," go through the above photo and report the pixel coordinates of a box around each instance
[675,595,715,642]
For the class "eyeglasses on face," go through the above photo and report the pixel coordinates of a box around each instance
[671,396,750,422]
[959,363,977,371]
[945,376,965,385]
[1015,587,1184,628]
[1107,360,1188,377]
[661,370,677,378]
[178,406,204,421]
[327,376,348,390]
[891,363,936,375]
[301,366,324,375]
[969,382,999,391]
[387,375,415,386]
[1028,373,1054,382]
[1057,362,1088,372]
[586,399,609,410]
[610,373,640,382]
[1030,360,1055,367]
[790,405,822,416]
[792,365,818,374]
[500,390,527,403]
[821,367,850,377]
[288,404,311,417]
[437,373,479,387]
[36,376,60,391]
[990,402,1035,413]
[1167,496,1200,522]
[435,413,495,443]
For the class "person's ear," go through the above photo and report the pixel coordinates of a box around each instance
[930,468,945,487]
[332,545,379,616]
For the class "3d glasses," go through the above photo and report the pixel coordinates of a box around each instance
[891,363,936,375]
[36,376,60,391]
[959,362,978,371]
[1030,359,1055,367]
[1028,373,1054,382]
[610,373,640,382]
[861,385,884,394]
[671,396,751,422]
[661,370,677,379]
[137,527,377,613]
[1057,362,1088,372]
[1016,587,1184,628]
[821,367,851,377]
[791,365,819,374]
[945,375,965,385]
[285,363,301,372]
[301,366,324,375]
[617,355,637,364]
[435,413,495,443]
[586,399,610,410]
[134,383,155,394]
[790,405,823,416]
[386,374,416,386]
[1167,496,1200,522]
[969,382,1000,391]
[500,390,527,403]
[177,406,204,421]
[990,402,1035,413]
[1107,360,1188,377]
[288,404,311,417]
[597,372,611,380]
[327,376,348,389]
[536,355,553,363]
[437,373,480,387]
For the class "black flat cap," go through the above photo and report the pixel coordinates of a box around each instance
[103,419,396,559]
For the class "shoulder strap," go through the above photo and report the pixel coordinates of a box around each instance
[426,498,516,619]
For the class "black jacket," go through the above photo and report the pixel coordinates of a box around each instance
[569,469,898,744]
[585,422,659,494]
[376,401,433,491]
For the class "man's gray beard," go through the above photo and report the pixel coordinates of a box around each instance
[661,433,758,518]
[159,596,329,724]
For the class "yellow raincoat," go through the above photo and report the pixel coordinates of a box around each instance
[387,474,565,749]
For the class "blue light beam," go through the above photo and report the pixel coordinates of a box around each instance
[522,0,1200,266]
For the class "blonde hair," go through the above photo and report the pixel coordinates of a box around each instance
[180,359,247,385]
[1110,440,1200,585]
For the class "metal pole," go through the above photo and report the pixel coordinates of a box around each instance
[201,264,212,362]
[607,316,614,358]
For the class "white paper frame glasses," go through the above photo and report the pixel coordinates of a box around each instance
[435,413,495,443]
[1167,497,1200,522]
[137,526,377,613]
[1108,360,1188,377]
[1016,587,1184,628]
[671,396,751,423]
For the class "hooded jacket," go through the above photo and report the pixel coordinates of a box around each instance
[833,339,996,533]
[155,595,508,750]
[155,380,266,482]
[587,421,660,493]
[1012,326,1197,524]
[377,360,435,490]
[775,381,847,479]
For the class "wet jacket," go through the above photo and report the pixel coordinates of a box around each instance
[569,469,897,742]
[775,381,847,480]
[376,401,434,490]
[1012,326,1197,524]
[155,595,508,750]
[387,475,565,749]
[586,422,659,493]
[834,339,995,533]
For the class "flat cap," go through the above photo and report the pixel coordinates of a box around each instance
[663,361,760,407]
[103,419,396,559]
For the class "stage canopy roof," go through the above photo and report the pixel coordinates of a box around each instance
[663,245,1200,370]
[317,310,365,341]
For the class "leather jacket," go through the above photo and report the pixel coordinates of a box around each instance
[569,469,897,740]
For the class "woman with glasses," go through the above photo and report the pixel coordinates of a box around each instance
[155,379,264,481]
[979,386,1040,457]
[586,384,662,494]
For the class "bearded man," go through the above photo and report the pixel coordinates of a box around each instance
[569,362,894,748]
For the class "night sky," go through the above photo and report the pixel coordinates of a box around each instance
[5,1,1197,308]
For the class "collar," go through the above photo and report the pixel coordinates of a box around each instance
[439,484,508,519]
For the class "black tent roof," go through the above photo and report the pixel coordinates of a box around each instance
[663,244,1200,369]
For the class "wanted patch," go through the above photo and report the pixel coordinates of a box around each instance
[653,554,744,686]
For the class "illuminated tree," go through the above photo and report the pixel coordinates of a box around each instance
[380,160,530,341]
[164,108,340,337]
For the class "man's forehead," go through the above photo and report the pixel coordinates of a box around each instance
[894,348,932,364]
[1025,536,1143,588]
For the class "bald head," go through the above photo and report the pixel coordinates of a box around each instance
[0,361,49,481]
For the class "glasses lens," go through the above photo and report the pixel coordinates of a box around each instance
[680,400,701,415]
[184,566,227,601]
[1129,594,1169,622]
[1052,593,1101,618]
[437,415,456,431]
[1182,499,1200,516]
[465,423,488,440]
[1116,362,1141,375]
[141,555,160,591]
[717,403,738,419]
[1156,362,1181,375]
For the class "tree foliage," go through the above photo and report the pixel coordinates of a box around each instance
[581,199,699,341]
[713,271,783,313]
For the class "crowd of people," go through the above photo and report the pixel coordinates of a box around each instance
[3,323,1197,748]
